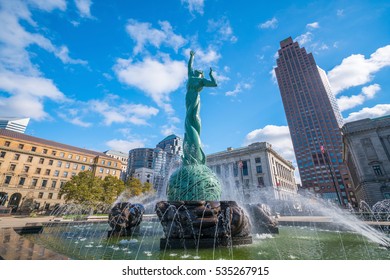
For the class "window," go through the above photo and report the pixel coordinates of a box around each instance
[45,169,51,175]
[51,151,57,156]
[68,154,72,159]
[57,193,62,199]
[255,157,261,163]
[73,164,78,170]
[112,170,116,175]
[83,157,87,162]
[18,177,26,186]
[102,160,105,165]
[108,161,111,166]
[71,172,76,177]
[23,166,29,173]
[54,170,59,177]
[106,169,110,174]
[4,141,10,147]
[60,152,64,158]
[60,181,65,189]
[39,158,44,164]
[63,171,68,178]
[18,144,24,149]
[4,176,12,184]
[42,149,48,154]
[48,193,53,199]
[48,159,53,166]
[373,165,383,176]
[27,156,33,162]
[0,151,6,158]
[57,161,62,167]
[13,154,20,160]
[31,178,38,187]
[81,165,85,171]
[242,161,249,176]
[256,165,263,174]
[38,192,44,199]
[41,179,47,188]
[76,155,80,160]
[31,146,36,152]
[99,168,104,173]
[9,164,16,171]
[114,162,118,167]
[65,162,70,168]
[257,177,264,187]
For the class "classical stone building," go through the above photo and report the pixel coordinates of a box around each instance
[342,116,390,206]
[207,142,297,203]
[0,129,122,212]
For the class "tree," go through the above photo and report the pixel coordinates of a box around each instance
[59,171,103,206]
[121,177,155,200]
[101,175,125,204]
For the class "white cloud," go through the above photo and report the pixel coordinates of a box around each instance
[344,104,390,123]
[337,95,365,112]
[114,56,186,113]
[295,32,313,46]
[270,68,277,84]
[161,124,178,137]
[225,83,251,97]
[58,112,92,127]
[181,0,204,16]
[259,17,278,29]
[0,70,67,120]
[28,0,66,11]
[207,17,237,43]
[327,45,390,94]
[306,22,320,29]
[0,0,86,120]
[106,139,145,154]
[74,0,93,18]
[126,19,187,54]
[337,84,380,112]
[337,9,344,17]
[89,99,159,126]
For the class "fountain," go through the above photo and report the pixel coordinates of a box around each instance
[2,52,390,260]
[155,51,253,249]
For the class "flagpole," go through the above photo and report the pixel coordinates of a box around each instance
[321,145,343,206]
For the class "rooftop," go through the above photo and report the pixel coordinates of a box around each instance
[0,128,107,157]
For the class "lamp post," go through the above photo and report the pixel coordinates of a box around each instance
[321,145,343,206]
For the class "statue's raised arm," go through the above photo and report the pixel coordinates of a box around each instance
[202,67,217,87]
[188,50,195,77]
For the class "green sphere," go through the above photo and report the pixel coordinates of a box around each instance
[167,164,222,201]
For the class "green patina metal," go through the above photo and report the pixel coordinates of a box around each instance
[167,51,222,201]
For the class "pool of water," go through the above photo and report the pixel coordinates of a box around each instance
[25,221,390,260]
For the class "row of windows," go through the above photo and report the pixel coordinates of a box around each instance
[2,140,118,167]
[3,175,66,189]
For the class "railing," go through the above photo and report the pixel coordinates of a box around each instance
[353,212,390,221]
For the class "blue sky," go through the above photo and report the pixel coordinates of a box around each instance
[1,0,390,181]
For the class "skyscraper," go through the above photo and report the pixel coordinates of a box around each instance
[275,37,355,205]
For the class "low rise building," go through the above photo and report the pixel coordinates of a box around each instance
[0,129,122,212]
[207,142,297,202]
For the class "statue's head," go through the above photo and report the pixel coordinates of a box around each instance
[194,70,204,78]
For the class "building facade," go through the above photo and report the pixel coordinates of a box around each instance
[207,142,297,202]
[342,116,390,206]
[275,37,355,206]
[0,129,122,212]
[0,118,30,133]
[133,167,154,185]
[156,134,183,156]
[103,150,128,181]
[126,148,155,179]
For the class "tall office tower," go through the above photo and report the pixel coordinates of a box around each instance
[0,118,30,133]
[126,148,154,179]
[275,37,355,205]
[156,134,183,156]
